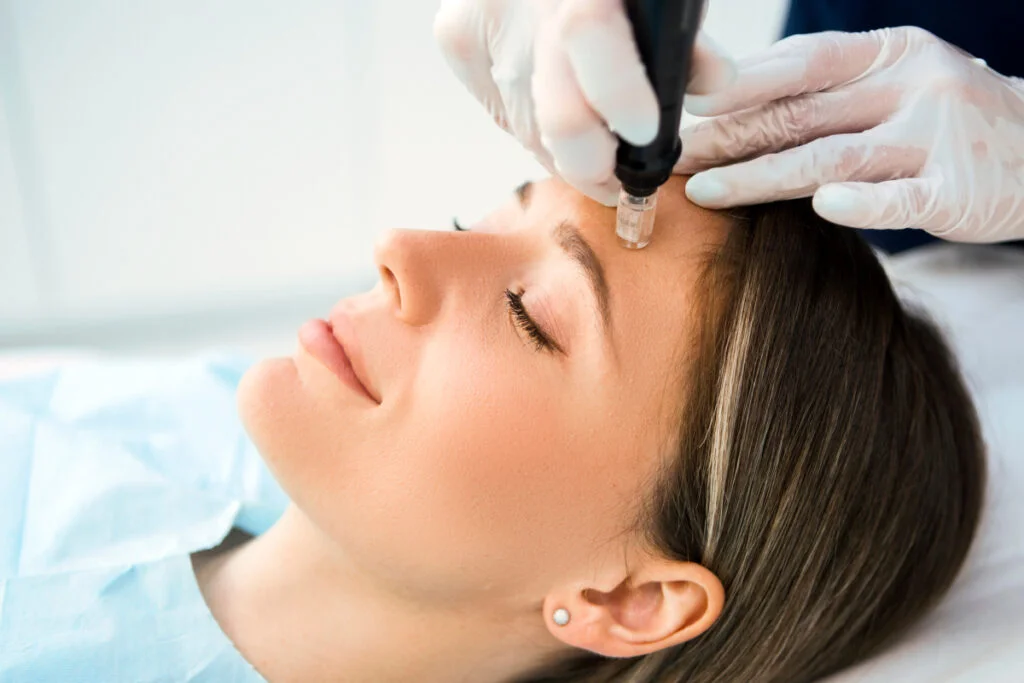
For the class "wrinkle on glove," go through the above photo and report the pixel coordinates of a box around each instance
[679,27,1024,244]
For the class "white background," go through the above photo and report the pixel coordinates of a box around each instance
[0,0,788,356]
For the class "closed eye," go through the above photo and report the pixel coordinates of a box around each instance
[505,289,563,354]
[453,216,563,355]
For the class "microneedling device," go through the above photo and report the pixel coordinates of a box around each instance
[615,0,705,249]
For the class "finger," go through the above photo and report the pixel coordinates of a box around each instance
[533,18,620,205]
[433,0,512,132]
[557,0,659,145]
[675,85,899,174]
[813,179,942,231]
[684,132,926,208]
[685,29,897,118]
[687,31,737,95]
[490,15,545,157]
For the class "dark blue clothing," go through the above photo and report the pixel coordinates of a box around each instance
[784,0,1023,81]
[783,0,1024,253]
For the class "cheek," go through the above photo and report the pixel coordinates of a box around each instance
[372,339,645,594]
[368,341,576,592]
[234,344,588,600]
[236,337,659,604]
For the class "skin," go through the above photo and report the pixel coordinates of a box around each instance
[193,176,731,683]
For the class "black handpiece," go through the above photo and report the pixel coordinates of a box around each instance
[614,0,705,249]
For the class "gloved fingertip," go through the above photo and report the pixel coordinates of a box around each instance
[544,128,617,187]
[813,184,870,227]
[683,93,722,118]
[615,113,659,146]
[562,21,660,145]
[685,172,731,207]
[574,178,620,207]
[597,186,620,207]
[688,33,738,96]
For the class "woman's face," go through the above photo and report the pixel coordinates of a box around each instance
[238,176,731,606]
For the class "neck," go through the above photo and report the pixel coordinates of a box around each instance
[192,505,561,683]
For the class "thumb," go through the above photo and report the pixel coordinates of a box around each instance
[812,179,939,230]
[687,31,736,95]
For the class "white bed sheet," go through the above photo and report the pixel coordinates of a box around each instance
[823,244,1024,682]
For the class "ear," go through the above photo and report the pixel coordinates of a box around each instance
[542,557,724,658]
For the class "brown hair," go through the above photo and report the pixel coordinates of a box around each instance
[515,199,985,682]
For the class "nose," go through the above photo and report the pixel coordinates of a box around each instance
[373,229,465,326]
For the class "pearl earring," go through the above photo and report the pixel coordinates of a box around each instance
[552,608,571,626]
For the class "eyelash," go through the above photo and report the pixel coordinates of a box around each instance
[505,289,561,353]
[452,218,560,354]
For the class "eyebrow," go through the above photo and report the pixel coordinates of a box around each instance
[515,181,612,336]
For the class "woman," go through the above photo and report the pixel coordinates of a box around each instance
[182,176,983,682]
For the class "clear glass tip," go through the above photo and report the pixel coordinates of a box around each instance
[615,189,658,249]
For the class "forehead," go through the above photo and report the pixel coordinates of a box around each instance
[524,175,731,265]
[525,176,733,425]
[526,176,732,338]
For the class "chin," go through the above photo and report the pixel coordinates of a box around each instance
[236,356,306,479]
[237,357,297,429]
[237,353,358,513]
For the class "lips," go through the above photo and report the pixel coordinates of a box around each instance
[298,314,380,404]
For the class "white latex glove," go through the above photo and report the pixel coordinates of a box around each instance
[434,0,736,206]
[677,27,1024,243]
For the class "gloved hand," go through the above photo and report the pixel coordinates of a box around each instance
[434,0,735,206]
[677,27,1024,243]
